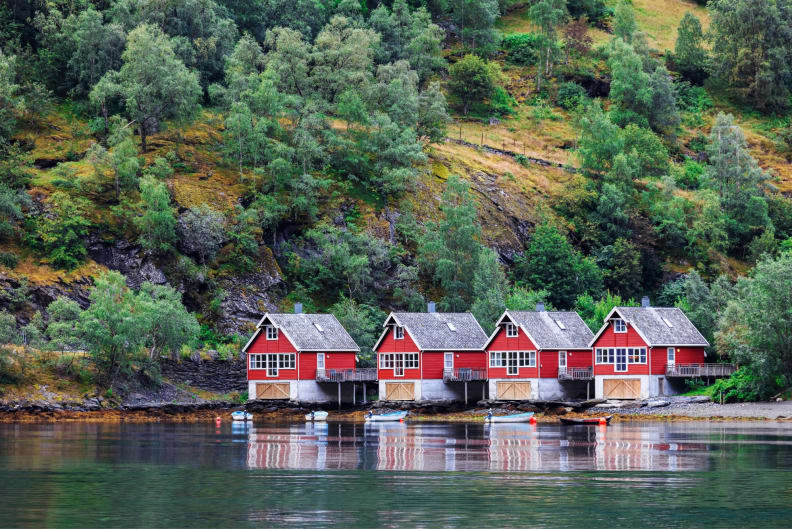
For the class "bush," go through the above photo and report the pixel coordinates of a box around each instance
[556,82,587,109]
[0,252,18,268]
[490,86,516,116]
[675,81,713,113]
[0,347,25,384]
[676,159,704,189]
[502,33,543,65]
[710,366,776,403]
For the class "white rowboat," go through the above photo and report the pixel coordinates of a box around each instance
[485,411,534,423]
[305,410,329,421]
[231,411,253,421]
[365,411,408,422]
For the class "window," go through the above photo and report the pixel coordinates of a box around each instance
[667,347,675,365]
[446,322,457,332]
[596,348,646,365]
[394,326,404,340]
[404,353,419,369]
[489,351,535,370]
[559,351,567,368]
[595,348,614,364]
[505,323,518,337]
[249,353,295,375]
[613,319,626,333]
[317,353,325,370]
[556,320,566,330]
[379,353,418,370]
[265,325,278,340]
[628,347,647,364]
[314,322,324,332]
[662,317,673,328]
[444,352,454,369]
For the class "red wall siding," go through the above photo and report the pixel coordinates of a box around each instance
[247,330,298,381]
[298,351,357,379]
[421,351,487,379]
[376,326,421,380]
[651,346,706,375]
[540,350,559,378]
[592,321,650,376]
[487,325,537,352]
[567,350,592,369]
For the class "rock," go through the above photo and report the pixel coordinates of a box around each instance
[646,399,670,408]
[690,396,711,403]
[86,237,168,290]
[160,358,247,393]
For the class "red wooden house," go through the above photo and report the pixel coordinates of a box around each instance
[373,306,489,402]
[484,305,594,400]
[589,298,712,399]
[243,307,372,404]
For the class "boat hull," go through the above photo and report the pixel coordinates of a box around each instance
[305,412,329,422]
[231,412,253,421]
[365,411,408,422]
[559,415,612,425]
[485,412,535,423]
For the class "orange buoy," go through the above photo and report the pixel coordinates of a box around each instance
[529,416,537,424]
[598,417,607,425]
[215,416,222,427]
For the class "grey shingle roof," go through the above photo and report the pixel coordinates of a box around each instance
[614,307,709,346]
[506,310,594,350]
[259,313,359,352]
[391,312,488,350]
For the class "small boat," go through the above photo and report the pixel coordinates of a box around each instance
[485,411,535,423]
[559,415,612,425]
[365,411,408,422]
[231,411,253,421]
[305,410,329,421]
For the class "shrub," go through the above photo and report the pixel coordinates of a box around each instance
[676,159,704,189]
[490,86,516,116]
[0,347,25,384]
[675,81,713,113]
[710,366,775,403]
[0,252,18,268]
[502,33,543,65]
[556,82,587,109]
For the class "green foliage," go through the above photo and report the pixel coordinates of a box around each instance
[676,159,703,190]
[448,54,500,115]
[45,296,85,351]
[471,247,508,333]
[596,237,642,299]
[567,0,612,24]
[177,204,226,265]
[0,346,27,384]
[419,175,482,311]
[450,0,501,56]
[528,0,567,90]
[225,205,261,273]
[556,82,587,109]
[612,1,637,43]
[671,12,708,84]
[607,38,652,128]
[502,33,542,65]
[709,0,792,112]
[135,175,177,254]
[91,24,201,152]
[505,287,553,311]
[0,310,20,345]
[0,49,21,145]
[35,191,92,270]
[710,366,772,403]
[330,297,385,366]
[513,221,603,309]
[574,291,636,332]
[0,182,30,242]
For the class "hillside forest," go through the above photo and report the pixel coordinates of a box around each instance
[2,0,792,401]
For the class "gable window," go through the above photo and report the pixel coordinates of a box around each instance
[394,326,404,340]
[265,325,278,340]
[505,323,518,338]
[613,319,626,333]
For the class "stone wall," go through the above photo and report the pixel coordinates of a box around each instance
[160,358,247,393]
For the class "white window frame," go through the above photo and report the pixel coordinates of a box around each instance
[444,352,454,370]
[667,347,675,365]
[613,319,627,333]
[317,352,325,370]
[627,347,647,364]
[248,353,294,375]
[490,351,535,373]
[380,352,418,374]
[505,323,518,338]
[265,325,278,340]
[559,350,567,370]
[614,348,628,372]
[394,326,404,340]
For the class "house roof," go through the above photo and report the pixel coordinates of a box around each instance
[242,313,360,353]
[589,306,709,347]
[487,310,594,350]
[374,312,489,351]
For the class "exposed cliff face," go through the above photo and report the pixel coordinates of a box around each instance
[0,272,92,325]
[87,237,169,290]
[160,357,247,393]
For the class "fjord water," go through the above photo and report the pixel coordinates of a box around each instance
[1,421,791,528]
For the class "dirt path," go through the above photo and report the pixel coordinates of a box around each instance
[638,400,792,419]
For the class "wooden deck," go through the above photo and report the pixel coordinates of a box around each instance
[316,368,378,382]
[443,367,487,382]
[558,367,593,381]
[666,363,736,378]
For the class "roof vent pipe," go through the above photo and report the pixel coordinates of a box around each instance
[294,302,303,314]
[427,301,436,313]
[536,302,545,312]
[641,296,650,308]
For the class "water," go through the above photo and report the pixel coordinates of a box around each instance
[1,421,791,528]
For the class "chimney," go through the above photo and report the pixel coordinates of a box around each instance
[536,302,545,312]
[294,302,303,314]
[427,301,436,313]
[641,296,650,308]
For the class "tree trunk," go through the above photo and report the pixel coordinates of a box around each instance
[139,124,148,153]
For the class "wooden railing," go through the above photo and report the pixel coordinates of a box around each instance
[558,367,593,381]
[316,368,378,382]
[443,367,487,382]
[666,363,736,378]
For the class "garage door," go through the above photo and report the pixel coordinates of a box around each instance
[256,383,290,400]
[385,382,415,401]
[496,381,531,400]
[603,379,641,399]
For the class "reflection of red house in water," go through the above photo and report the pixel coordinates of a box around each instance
[589,298,722,400]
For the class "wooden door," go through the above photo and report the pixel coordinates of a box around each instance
[496,381,531,400]
[603,378,641,399]
[385,382,414,401]
[256,383,290,400]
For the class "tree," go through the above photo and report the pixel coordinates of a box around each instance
[613,1,637,43]
[417,81,449,142]
[0,49,20,145]
[264,27,311,98]
[597,238,642,299]
[716,252,792,395]
[135,175,177,253]
[0,183,29,241]
[672,12,708,84]
[709,0,792,112]
[45,296,85,351]
[177,205,226,264]
[66,8,126,97]
[505,287,553,311]
[36,192,92,270]
[330,297,385,366]
[359,112,426,197]
[450,0,501,55]
[563,17,593,63]
[529,0,567,90]
[108,123,140,199]
[471,248,508,333]
[514,222,603,308]
[608,38,652,128]
[705,113,771,249]
[91,24,200,152]
[648,66,680,136]
[575,292,636,332]
[448,54,498,115]
[419,175,482,311]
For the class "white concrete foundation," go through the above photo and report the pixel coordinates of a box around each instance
[378,380,488,402]
[594,375,682,399]
[248,380,369,404]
